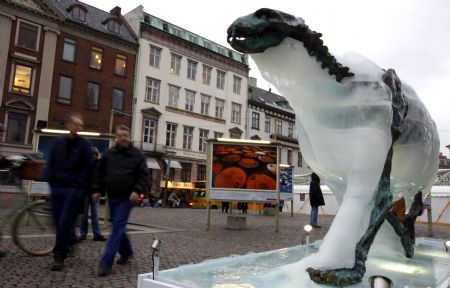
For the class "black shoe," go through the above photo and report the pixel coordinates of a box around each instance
[116,255,132,265]
[312,225,322,228]
[79,235,86,241]
[0,250,7,257]
[97,265,112,277]
[50,258,64,271]
[93,235,107,242]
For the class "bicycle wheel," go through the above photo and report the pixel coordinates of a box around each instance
[12,200,54,256]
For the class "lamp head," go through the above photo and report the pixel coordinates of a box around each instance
[304,224,312,233]
[369,275,393,288]
[152,238,161,252]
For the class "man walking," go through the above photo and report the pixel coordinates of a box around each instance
[47,113,92,271]
[93,125,148,277]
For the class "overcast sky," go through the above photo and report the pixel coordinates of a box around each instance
[88,0,450,155]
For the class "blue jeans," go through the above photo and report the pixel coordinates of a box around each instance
[310,206,319,226]
[80,194,102,238]
[99,197,133,268]
[50,187,81,259]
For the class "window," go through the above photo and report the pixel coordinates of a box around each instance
[149,45,162,68]
[197,165,206,181]
[231,102,241,124]
[200,94,210,115]
[12,64,33,94]
[62,38,76,62]
[298,151,303,167]
[145,77,160,103]
[216,70,225,89]
[90,47,103,70]
[107,20,120,34]
[199,129,208,152]
[168,85,180,108]
[217,47,226,55]
[265,117,271,133]
[115,54,127,76]
[288,123,294,138]
[6,112,27,144]
[187,60,197,80]
[143,119,156,144]
[188,35,198,44]
[183,126,193,150]
[233,76,241,95]
[275,120,282,134]
[252,112,260,130]
[172,27,183,37]
[202,65,212,85]
[215,99,224,118]
[112,88,124,111]
[185,90,195,112]
[86,82,100,110]
[214,132,223,139]
[17,21,39,50]
[181,163,192,182]
[287,149,293,166]
[58,75,73,104]
[204,41,212,49]
[70,6,86,22]
[166,123,177,147]
[170,54,181,75]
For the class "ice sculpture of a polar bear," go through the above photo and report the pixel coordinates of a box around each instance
[228,8,439,286]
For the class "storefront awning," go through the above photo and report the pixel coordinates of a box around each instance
[164,159,182,169]
[146,158,161,170]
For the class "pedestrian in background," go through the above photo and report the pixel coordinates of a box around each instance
[79,147,106,242]
[309,172,325,228]
[46,113,93,271]
[221,201,229,213]
[92,125,148,277]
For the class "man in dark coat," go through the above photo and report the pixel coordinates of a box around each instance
[92,125,148,277]
[47,113,93,271]
[309,172,325,228]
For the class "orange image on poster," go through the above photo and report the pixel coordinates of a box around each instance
[211,144,277,190]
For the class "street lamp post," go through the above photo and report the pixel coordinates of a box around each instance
[162,149,176,207]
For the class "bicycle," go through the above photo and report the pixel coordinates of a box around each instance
[0,157,54,256]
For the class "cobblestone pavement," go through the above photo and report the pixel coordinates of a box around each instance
[0,194,448,288]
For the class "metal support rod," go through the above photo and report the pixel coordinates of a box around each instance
[162,157,171,208]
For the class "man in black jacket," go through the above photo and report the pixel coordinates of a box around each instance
[93,125,148,277]
[47,113,93,271]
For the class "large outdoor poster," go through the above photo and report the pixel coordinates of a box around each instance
[279,167,293,200]
[210,142,279,201]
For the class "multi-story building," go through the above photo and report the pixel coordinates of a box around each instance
[0,0,138,156]
[48,1,138,134]
[0,0,62,155]
[125,6,249,197]
[247,78,310,175]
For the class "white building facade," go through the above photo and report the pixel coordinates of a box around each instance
[247,78,310,176]
[125,6,249,197]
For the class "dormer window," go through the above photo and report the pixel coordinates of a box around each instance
[277,101,288,108]
[107,20,120,34]
[70,6,86,22]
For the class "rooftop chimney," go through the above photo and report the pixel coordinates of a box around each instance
[110,6,121,16]
[249,77,257,87]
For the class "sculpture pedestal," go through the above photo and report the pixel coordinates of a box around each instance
[225,215,247,230]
